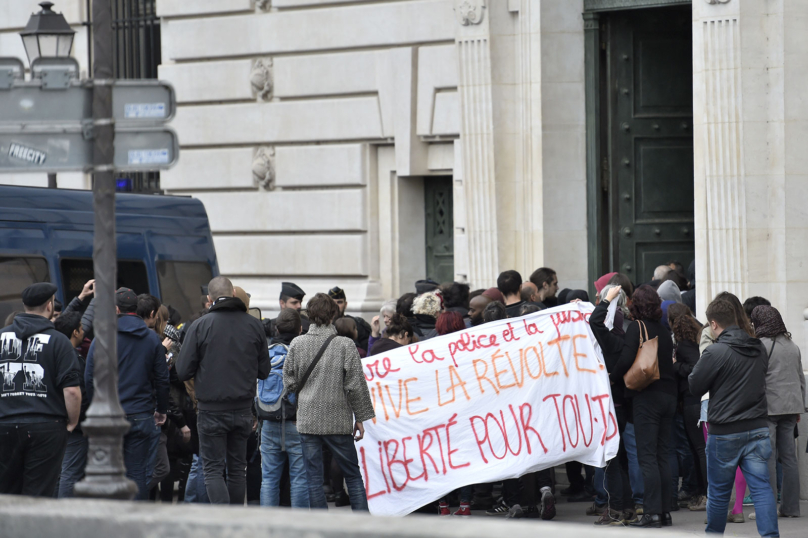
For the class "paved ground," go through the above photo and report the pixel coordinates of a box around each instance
[331,487,808,536]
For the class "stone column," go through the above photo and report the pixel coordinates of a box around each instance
[693,0,808,497]
[454,0,500,287]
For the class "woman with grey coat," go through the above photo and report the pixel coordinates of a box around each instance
[751,305,806,518]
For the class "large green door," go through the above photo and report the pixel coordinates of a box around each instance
[424,176,454,284]
[608,7,694,283]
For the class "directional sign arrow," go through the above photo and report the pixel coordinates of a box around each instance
[0,80,176,125]
[0,126,178,172]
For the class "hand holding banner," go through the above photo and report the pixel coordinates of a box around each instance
[356,302,619,517]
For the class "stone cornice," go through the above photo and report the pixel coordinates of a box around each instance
[584,0,691,12]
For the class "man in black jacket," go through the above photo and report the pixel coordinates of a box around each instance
[176,276,270,504]
[689,298,778,537]
[0,283,82,497]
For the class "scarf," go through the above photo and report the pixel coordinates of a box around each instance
[751,305,789,339]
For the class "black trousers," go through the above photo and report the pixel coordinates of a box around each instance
[605,405,633,511]
[682,403,708,495]
[197,408,253,504]
[0,420,68,497]
[521,469,553,506]
[632,391,676,515]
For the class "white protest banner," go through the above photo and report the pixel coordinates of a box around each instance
[356,302,619,517]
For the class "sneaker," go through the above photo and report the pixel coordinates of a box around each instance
[594,509,622,526]
[743,494,753,506]
[586,502,607,516]
[453,504,471,516]
[485,500,511,516]
[688,495,707,511]
[333,492,350,507]
[618,509,636,525]
[541,489,557,520]
[505,504,524,519]
[678,489,694,502]
[634,504,644,516]
[749,512,756,521]
[779,509,798,518]
[728,511,745,523]
[438,502,450,516]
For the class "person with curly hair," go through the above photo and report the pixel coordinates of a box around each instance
[612,285,677,528]
[668,303,707,511]
[411,291,442,340]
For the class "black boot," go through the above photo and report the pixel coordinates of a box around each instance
[662,513,672,527]
[629,513,662,528]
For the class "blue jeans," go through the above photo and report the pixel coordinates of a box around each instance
[57,430,88,498]
[623,422,644,505]
[593,466,608,506]
[300,434,368,511]
[123,412,161,500]
[184,454,209,503]
[260,421,309,508]
[706,427,778,537]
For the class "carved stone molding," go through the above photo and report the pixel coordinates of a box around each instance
[250,58,273,101]
[255,0,271,11]
[252,147,275,190]
[455,0,485,26]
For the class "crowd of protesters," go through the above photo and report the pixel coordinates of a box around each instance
[0,260,805,537]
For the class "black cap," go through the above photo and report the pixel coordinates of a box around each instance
[328,286,346,300]
[54,299,63,312]
[21,282,57,307]
[115,287,138,310]
[280,282,305,301]
[415,279,440,295]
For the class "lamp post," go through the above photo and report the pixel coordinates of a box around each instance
[72,0,138,500]
[20,2,76,189]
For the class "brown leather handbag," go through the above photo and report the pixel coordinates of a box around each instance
[623,321,660,391]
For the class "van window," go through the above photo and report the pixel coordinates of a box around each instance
[0,257,50,324]
[60,259,150,303]
[156,261,213,325]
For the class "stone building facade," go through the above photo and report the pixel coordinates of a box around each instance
[1,0,807,351]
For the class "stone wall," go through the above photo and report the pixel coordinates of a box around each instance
[0,1,89,190]
[158,0,462,317]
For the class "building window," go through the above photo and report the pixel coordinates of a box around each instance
[156,261,214,325]
[0,257,50,323]
[60,258,150,300]
[112,0,162,194]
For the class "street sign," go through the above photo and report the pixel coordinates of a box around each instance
[0,126,178,172]
[0,80,175,125]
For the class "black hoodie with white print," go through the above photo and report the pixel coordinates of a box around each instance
[0,314,81,422]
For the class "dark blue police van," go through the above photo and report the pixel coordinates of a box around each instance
[0,185,219,325]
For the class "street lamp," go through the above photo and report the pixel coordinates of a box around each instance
[20,2,76,189]
[20,2,75,66]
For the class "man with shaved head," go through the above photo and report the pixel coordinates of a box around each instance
[177,276,270,504]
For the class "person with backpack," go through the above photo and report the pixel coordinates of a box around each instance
[257,308,309,508]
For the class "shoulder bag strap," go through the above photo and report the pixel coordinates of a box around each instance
[638,321,648,347]
[297,334,337,394]
[767,339,777,359]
